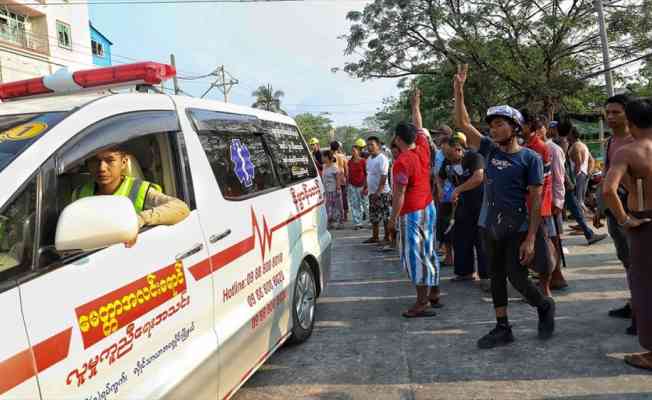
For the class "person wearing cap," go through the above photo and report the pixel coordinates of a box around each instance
[309,137,323,173]
[438,132,488,286]
[453,64,555,349]
[348,140,368,229]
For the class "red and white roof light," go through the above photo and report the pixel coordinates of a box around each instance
[0,61,176,101]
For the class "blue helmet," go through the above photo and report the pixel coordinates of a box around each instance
[485,105,524,128]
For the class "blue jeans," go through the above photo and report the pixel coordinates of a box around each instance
[565,189,594,240]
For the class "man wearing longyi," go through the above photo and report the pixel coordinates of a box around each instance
[603,98,652,370]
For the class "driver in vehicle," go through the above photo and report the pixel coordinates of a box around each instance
[72,147,191,245]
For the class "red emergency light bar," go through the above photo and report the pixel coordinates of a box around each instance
[0,61,176,101]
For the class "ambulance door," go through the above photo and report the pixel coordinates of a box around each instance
[0,177,42,400]
[178,108,290,399]
[17,111,218,399]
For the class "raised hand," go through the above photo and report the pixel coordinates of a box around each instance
[453,64,468,92]
[411,88,421,107]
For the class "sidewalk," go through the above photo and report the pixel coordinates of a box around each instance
[235,223,652,400]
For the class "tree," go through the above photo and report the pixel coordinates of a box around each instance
[339,0,652,115]
[295,112,334,146]
[334,126,362,152]
[252,84,286,114]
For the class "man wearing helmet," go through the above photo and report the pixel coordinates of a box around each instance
[309,137,323,173]
[453,64,556,349]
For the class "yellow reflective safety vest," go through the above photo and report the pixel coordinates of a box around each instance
[73,176,162,213]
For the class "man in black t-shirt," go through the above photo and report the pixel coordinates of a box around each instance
[438,133,488,283]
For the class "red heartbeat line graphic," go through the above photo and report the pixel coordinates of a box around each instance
[251,207,273,261]
[189,200,324,282]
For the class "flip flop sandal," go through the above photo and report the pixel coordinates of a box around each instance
[429,299,444,308]
[402,308,437,318]
[625,354,652,371]
[362,238,380,244]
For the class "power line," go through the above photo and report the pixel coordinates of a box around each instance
[200,65,239,102]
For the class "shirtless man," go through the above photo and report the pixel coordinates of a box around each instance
[568,129,591,211]
[603,98,652,370]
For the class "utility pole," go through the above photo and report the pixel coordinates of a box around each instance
[170,54,180,95]
[201,65,239,102]
[595,0,614,97]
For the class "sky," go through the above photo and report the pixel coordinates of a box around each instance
[88,0,400,127]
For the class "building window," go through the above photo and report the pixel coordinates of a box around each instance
[0,10,27,47]
[91,39,103,57]
[56,21,71,49]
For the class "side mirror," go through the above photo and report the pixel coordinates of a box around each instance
[55,196,139,252]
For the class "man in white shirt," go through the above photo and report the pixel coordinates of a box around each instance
[364,136,392,244]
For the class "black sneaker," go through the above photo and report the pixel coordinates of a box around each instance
[609,303,632,319]
[538,297,556,340]
[587,233,608,245]
[478,324,514,349]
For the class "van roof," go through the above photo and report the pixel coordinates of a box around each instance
[0,92,298,127]
[0,93,105,115]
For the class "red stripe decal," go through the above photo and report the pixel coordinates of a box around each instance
[33,328,72,372]
[0,328,72,396]
[190,200,323,282]
[188,258,212,281]
[0,348,35,395]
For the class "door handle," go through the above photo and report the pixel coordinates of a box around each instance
[176,243,204,261]
[209,229,231,244]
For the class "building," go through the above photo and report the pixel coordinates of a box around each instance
[0,1,94,83]
[89,22,112,67]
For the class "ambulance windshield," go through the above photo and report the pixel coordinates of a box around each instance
[0,112,68,171]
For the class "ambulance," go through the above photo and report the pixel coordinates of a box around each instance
[0,62,331,399]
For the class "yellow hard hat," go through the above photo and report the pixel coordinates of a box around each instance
[309,137,319,145]
[355,138,367,148]
[451,131,467,146]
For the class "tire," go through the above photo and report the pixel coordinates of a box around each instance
[288,261,317,344]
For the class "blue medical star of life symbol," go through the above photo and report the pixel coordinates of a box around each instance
[230,138,255,187]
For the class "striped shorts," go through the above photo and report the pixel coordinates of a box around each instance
[399,201,440,287]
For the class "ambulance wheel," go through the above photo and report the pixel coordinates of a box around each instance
[289,261,316,344]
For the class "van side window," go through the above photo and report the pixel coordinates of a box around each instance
[197,131,280,199]
[0,178,36,279]
[262,121,317,184]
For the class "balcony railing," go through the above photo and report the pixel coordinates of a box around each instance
[0,26,48,54]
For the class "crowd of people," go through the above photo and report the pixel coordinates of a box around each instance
[309,65,651,368]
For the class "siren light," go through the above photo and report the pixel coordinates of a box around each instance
[0,61,176,101]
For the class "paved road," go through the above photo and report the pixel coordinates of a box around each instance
[235,224,652,400]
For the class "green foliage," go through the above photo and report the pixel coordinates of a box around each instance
[334,126,362,153]
[339,0,652,117]
[295,113,334,146]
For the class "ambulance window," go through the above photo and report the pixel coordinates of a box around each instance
[55,111,188,211]
[0,178,36,280]
[197,131,280,199]
[261,121,317,184]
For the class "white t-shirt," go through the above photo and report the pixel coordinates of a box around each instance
[366,153,391,194]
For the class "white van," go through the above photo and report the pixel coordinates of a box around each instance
[0,62,331,400]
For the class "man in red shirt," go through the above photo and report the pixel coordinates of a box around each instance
[348,144,367,229]
[523,113,558,297]
[388,92,439,318]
